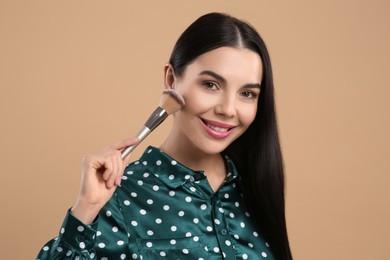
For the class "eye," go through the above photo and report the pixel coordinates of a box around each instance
[202,81,219,90]
[240,90,257,99]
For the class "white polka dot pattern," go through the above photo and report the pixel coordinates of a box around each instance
[36,146,274,259]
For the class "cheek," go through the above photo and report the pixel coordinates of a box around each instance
[240,104,258,126]
[181,91,213,115]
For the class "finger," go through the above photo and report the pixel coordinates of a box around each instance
[122,148,134,166]
[102,158,114,181]
[115,155,123,186]
[111,152,122,186]
[84,154,106,172]
[111,153,118,183]
[106,137,139,152]
[106,166,117,189]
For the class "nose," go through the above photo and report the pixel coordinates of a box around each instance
[215,94,236,118]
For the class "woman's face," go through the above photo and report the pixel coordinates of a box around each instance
[167,46,263,155]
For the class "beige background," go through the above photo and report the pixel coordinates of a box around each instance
[0,0,389,259]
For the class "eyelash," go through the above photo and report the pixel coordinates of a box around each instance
[202,81,219,90]
[240,90,257,99]
[201,81,258,99]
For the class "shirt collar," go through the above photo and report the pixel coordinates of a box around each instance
[139,146,239,189]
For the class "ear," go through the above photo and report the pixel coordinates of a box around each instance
[163,63,176,89]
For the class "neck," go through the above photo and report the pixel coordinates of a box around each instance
[160,137,222,172]
[159,131,227,191]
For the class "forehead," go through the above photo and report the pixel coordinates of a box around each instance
[183,47,263,83]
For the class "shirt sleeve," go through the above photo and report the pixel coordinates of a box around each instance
[36,192,129,260]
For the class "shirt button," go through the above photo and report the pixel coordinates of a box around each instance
[221,229,228,235]
[189,176,195,182]
[194,173,204,180]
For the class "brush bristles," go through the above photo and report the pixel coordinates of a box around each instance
[159,89,185,114]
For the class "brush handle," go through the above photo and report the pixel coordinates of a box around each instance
[121,107,169,160]
[121,126,151,159]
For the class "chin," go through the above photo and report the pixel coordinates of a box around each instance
[193,139,233,155]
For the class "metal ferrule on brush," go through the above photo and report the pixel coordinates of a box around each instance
[121,107,168,159]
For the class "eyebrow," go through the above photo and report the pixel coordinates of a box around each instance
[198,70,261,89]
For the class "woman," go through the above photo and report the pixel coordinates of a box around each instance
[37,12,292,260]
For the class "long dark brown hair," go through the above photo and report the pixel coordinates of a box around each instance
[169,12,292,260]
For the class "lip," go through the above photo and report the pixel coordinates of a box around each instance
[199,118,236,139]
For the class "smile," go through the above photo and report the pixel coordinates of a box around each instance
[200,118,236,139]
[206,123,229,132]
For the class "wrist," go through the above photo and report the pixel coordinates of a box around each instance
[71,200,102,225]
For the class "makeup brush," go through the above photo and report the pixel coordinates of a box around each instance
[121,89,185,159]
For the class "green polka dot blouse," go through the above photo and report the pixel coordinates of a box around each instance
[37,146,274,259]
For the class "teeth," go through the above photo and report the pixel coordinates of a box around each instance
[207,123,229,132]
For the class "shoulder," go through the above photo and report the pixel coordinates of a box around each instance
[123,159,149,177]
[116,158,159,194]
[119,158,155,185]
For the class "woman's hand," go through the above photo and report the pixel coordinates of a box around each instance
[71,137,139,224]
